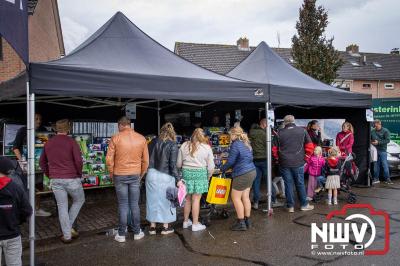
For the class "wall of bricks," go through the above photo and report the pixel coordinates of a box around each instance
[0,38,26,81]
[350,80,400,98]
[0,0,63,82]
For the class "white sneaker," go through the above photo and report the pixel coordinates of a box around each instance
[191,223,206,232]
[327,200,332,205]
[134,230,145,240]
[306,197,313,201]
[252,202,259,210]
[114,234,126,243]
[287,207,295,213]
[183,219,193,229]
[301,204,315,211]
[35,208,51,217]
[333,199,338,205]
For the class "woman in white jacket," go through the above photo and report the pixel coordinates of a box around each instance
[177,128,215,232]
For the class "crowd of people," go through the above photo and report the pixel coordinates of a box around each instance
[0,113,394,263]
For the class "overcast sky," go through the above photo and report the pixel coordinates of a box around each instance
[58,0,400,55]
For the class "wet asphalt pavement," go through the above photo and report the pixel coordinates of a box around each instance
[23,180,400,266]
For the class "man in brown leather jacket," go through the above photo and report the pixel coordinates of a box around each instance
[106,116,149,243]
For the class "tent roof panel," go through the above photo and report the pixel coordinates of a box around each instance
[30,12,265,102]
[228,42,371,107]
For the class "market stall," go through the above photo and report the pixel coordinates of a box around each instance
[226,41,371,214]
[0,11,371,265]
[24,12,266,265]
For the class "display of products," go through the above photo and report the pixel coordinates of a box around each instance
[77,134,113,188]
[34,133,114,191]
[204,127,231,173]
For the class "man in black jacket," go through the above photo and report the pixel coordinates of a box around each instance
[12,113,51,217]
[273,115,314,213]
[0,157,33,266]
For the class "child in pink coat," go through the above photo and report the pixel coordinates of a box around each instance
[305,146,325,200]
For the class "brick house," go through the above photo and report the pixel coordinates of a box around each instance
[0,0,65,82]
[175,38,400,99]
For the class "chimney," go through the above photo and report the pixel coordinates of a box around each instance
[346,44,359,54]
[391,48,399,55]
[237,37,250,51]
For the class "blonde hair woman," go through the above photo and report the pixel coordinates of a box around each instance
[336,122,354,156]
[221,127,256,231]
[177,128,215,232]
[146,122,181,235]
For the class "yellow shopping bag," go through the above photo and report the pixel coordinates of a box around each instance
[206,175,231,205]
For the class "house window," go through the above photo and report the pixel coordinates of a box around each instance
[362,83,371,89]
[384,83,394,90]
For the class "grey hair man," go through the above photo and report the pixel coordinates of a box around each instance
[273,115,314,213]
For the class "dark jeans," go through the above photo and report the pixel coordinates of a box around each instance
[114,175,141,236]
[280,166,308,208]
[252,160,276,203]
[374,150,390,181]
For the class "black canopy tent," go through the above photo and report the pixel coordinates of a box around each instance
[25,12,268,265]
[19,12,371,264]
[227,41,371,107]
[227,41,372,198]
[29,12,265,102]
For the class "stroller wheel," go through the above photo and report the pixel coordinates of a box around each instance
[313,193,322,203]
[221,209,229,219]
[347,193,357,204]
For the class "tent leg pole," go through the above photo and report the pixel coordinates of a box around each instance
[157,101,160,135]
[266,102,273,216]
[27,83,36,266]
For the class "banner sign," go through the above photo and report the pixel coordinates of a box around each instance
[372,98,400,145]
[0,0,29,64]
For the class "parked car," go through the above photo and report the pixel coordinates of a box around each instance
[387,141,400,177]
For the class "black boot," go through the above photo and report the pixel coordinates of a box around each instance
[231,219,247,231]
[244,217,251,229]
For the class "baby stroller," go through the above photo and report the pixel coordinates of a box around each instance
[314,153,358,204]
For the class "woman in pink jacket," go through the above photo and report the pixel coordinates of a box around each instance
[336,122,354,156]
[305,146,325,200]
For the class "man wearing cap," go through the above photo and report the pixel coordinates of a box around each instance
[40,119,85,243]
[0,156,32,266]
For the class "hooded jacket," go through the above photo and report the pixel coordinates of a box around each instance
[305,155,325,176]
[0,176,32,240]
[323,157,343,176]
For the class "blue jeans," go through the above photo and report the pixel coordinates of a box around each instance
[114,175,141,236]
[252,161,276,203]
[280,166,308,208]
[317,176,326,188]
[374,150,390,181]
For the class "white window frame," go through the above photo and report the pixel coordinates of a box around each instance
[384,83,394,90]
